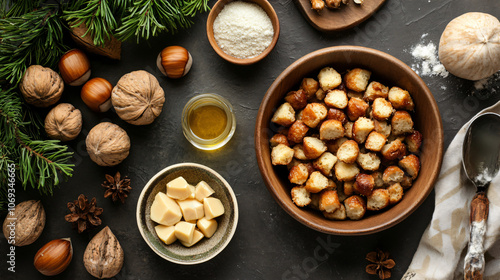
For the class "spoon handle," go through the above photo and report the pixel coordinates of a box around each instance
[464,192,489,280]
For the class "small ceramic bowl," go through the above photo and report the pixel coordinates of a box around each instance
[137,163,239,264]
[255,46,444,235]
[206,0,280,65]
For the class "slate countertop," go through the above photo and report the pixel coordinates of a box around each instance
[2,0,500,279]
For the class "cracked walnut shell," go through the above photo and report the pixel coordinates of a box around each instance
[86,122,130,166]
[111,70,165,125]
[45,103,82,141]
[19,65,64,107]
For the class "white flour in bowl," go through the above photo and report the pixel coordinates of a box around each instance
[213,1,274,59]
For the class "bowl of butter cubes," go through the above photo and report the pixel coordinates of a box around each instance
[137,162,239,264]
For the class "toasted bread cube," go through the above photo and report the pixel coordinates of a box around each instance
[337,140,359,164]
[387,183,403,204]
[301,103,328,128]
[324,89,348,109]
[381,139,407,161]
[400,175,413,189]
[344,122,354,138]
[309,193,321,210]
[326,179,337,190]
[335,161,360,181]
[343,181,355,196]
[337,183,348,202]
[288,163,310,185]
[392,111,414,135]
[313,152,337,176]
[365,131,387,152]
[304,162,316,174]
[318,67,342,91]
[271,144,295,165]
[383,166,405,184]
[374,120,392,138]
[405,130,423,153]
[320,119,345,140]
[354,173,375,196]
[272,102,295,127]
[345,68,371,92]
[356,152,381,171]
[301,78,320,99]
[372,98,394,120]
[293,144,308,160]
[291,186,312,207]
[303,137,327,159]
[327,137,348,153]
[347,90,364,99]
[319,189,341,213]
[287,158,301,170]
[315,88,326,100]
[399,154,420,179]
[367,189,390,211]
[353,117,375,144]
[327,108,347,124]
[270,134,289,147]
[347,97,369,121]
[288,120,309,144]
[323,204,347,220]
[285,89,308,110]
[363,81,389,101]
[305,171,329,193]
[388,87,414,111]
[372,171,384,188]
[344,195,366,220]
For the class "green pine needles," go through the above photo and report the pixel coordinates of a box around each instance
[0,88,74,210]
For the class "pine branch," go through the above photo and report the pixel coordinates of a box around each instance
[0,0,43,17]
[63,0,128,47]
[115,0,209,43]
[0,6,67,86]
[0,87,74,210]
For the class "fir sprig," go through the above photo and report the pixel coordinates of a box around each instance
[63,0,128,47]
[0,6,67,85]
[0,0,42,17]
[0,88,74,209]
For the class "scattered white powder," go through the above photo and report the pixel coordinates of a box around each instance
[410,42,449,78]
[213,1,274,59]
[474,72,500,91]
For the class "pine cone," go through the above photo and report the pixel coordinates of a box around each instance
[65,194,103,233]
[102,172,132,203]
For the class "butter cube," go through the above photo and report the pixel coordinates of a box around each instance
[197,217,218,238]
[203,197,225,220]
[154,225,177,245]
[174,221,196,243]
[181,229,204,248]
[150,192,182,226]
[195,181,215,202]
[177,199,204,222]
[188,185,196,199]
[167,176,191,200]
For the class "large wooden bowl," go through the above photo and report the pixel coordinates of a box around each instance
[255,46,444,235]
[206,0,280,65]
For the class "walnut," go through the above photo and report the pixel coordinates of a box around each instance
[19,65,64,107]
[44,103,82,141]
[86,122,130,166]
[111,70,165,125]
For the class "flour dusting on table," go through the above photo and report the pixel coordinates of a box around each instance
[410,41,449,78]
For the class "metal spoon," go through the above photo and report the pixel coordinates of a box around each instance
[462,112,500,280]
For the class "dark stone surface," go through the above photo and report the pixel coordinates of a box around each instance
[2,0,500,279]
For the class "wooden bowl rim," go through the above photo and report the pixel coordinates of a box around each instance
[206,0,280,65]
[254,46,444,235]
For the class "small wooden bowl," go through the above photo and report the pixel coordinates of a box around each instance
[255,46,444,235]
[137,163,239,264]
[206,0,280,65]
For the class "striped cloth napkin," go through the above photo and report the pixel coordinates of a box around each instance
[403,101,500,280]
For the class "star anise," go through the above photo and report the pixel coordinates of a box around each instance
[366,249,396,279]
[102,172,132,203]
[64,194,103,233]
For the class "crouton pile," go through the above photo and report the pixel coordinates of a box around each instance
[270,67,423,221]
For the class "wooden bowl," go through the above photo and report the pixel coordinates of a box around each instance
[206,0,280,65]
[137,163,239,264]
[254,46,444,235]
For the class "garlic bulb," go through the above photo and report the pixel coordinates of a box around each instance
[438,12,500,81]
